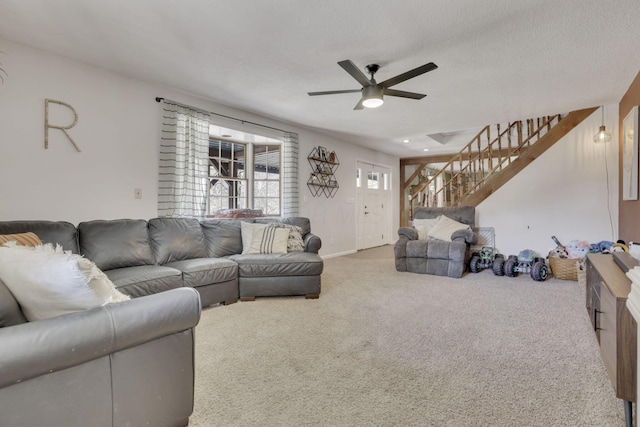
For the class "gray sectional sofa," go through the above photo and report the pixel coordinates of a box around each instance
[0,216,323,307]
[0,215,323,426]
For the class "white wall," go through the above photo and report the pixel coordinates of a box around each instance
[476,105,619,257]
[0,38,616,260]
[0,39,399,258]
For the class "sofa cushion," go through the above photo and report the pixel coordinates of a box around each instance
[405,239,466,262]
[78,219,154,271]
[254,217,312,237]
[240,221,268,254]
[165,258,238,288]
[427,215,470,242]
[200,219,243,257]
[0,244,130,321]
[213,208,264,218]
[0,232,42,247]
[281,217,311,237]
[246,226,289,254]
[412,217,440,240]
[105,265,183,298]
[267,223,305,252]
[413,206,475,229]
[0,278,27,327]
[148,218,208,264]
[0,220,79,253]
[229,252,324,277]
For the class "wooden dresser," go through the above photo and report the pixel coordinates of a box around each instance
[585,253,636,426]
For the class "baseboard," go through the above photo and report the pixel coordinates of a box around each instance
[321,250,357,260]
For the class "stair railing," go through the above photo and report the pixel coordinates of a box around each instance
[410,115,562,211]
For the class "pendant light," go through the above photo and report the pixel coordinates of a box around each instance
[593,106,612,143]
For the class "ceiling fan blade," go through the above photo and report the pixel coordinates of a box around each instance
[353,98,365,110]
[384,88,426,99]
[308,89,362,96]
[379,62,438,88]
[338,60,372,87]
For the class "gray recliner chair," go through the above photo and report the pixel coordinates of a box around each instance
[394,206,477,278]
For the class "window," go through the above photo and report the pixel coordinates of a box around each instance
[207,138,283,216]
[253,144,281,216]
[207,140,247,214]
[367,170,380,189]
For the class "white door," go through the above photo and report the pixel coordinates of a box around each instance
[356,161,391,250]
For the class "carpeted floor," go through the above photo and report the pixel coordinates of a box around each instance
[189,245,625,426]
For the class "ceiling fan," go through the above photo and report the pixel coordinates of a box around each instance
[308,60,438,110]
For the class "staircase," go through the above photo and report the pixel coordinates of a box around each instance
[405,107,597,219]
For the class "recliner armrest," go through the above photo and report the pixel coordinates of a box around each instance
[398,227,418,240]
[0,287,201,389]
[452,228,477,245]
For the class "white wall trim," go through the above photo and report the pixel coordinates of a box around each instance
[321,249,357,259]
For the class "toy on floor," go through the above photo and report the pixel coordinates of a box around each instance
[550,235,568,258]
[468,246,505,275]
[503,249,549,281]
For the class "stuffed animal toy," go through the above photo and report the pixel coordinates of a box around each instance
[598,240,614,253]
[611,240,629,253]
[589,241,614,253]
[566,240,590,259]
[550,246,568,258]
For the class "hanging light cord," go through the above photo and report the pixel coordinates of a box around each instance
[603,120,615,241]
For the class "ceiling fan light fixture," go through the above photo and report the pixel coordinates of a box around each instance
[362,85,384,108]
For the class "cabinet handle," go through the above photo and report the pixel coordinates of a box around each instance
[594,309,602,331]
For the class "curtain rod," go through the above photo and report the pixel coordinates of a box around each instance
[155,97,289,134]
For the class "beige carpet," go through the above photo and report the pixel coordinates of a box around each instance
[189,245,625,426]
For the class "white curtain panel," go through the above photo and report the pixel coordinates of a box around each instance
[282,131,299,217]
[158,102,210,218]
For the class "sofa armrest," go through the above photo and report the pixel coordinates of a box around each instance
[304,232,322,254]
[0,287,201,389]
[398,227,418,240]
[452,228,477,245]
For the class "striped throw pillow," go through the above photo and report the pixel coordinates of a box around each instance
[246,226,289,254]
[0,232,43,247]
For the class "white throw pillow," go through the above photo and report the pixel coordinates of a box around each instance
[427,215,470,242]
[246,226,289,254]
[0,243,130,321]
[268,223,305,252]
[240,221,268,254]
[412,217,441,240]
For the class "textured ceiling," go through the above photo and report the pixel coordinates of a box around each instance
[1,0,639,157]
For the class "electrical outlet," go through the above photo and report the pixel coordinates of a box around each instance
[134,188,142,199]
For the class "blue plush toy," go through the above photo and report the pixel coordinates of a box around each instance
[588,241,614,253]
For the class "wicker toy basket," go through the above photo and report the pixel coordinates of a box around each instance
[549,256,579,281]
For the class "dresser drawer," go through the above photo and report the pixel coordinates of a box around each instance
[599,283,617,391]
